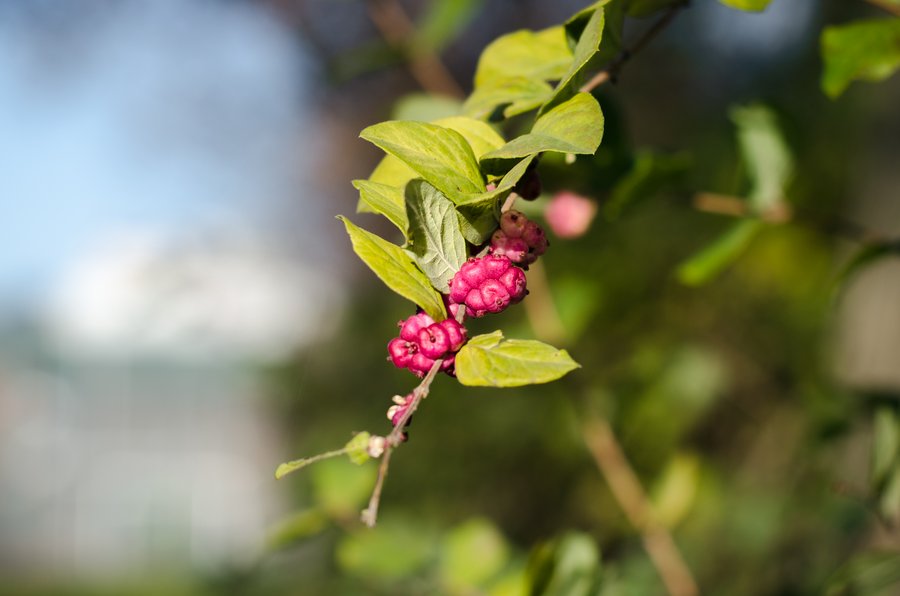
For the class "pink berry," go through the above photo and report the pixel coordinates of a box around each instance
[459,258,488,288]
[482,254,512,278]
[417,324,450,359]
[499,266,527,302]
[439,319,467,352]
[388,337,415,368]
[522,221,546,250]
[409,353,435,377]
[440,354,456,376]
[399,312,435,342]
[500,210,528,238]
[490,230,529,263]
[479,279,510,314]
[544,191,597,239]
[447,254,527,318]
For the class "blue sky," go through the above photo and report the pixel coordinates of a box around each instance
[0,0,312,311]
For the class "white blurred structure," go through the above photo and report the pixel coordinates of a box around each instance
[0,0,341,580]
[42,229,342,362]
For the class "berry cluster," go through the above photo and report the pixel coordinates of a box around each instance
[489,210,548,266]
[387,313,467,377]
[449,254,527,318]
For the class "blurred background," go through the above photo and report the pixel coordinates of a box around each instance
[1,0,899,594]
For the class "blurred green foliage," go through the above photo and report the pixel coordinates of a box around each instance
[10,1,899,594]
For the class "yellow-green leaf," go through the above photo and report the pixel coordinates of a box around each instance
[821,18,900,98]
[352,180,407,234]
[360,121,484,202]
[456,331,580,387]
[405,180,468,292]
[481,93,604,174]
[718,0,772,11]
[339,216,446,320]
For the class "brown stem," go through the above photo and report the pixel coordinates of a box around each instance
[583,415,700,596]
[364,0,465,98]
[692,192,892,245]
[693,193,791,224]
[523,266,698,595]
[581,2,687,94]
[865,0,900,17]
[361,357,444,527]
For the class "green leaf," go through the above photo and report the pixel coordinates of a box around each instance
[826,552,900,596]
[527,533,602,596]
[336,517,438,581]
[413,0,482,52]
[676,220,763,286]
[360,121,485,202]
[433,116,506,159]
[455,155,538,244]
[439,518,510,591]
[481,93,604,174]
[311,457,377,518]
[267,509,330,550]
[873,408,900,489]
[344,431,372,466]
[405,180,468,292]
[718,0,772,11]
[540,2,608,114]
[391,93,462,121]
[878,466,900,525]
[604,151,690,219]
[338,216,446,320]
[352,180,408,234]
[368,154,418,189]
[455,331,580,387]
[730,105,793,213]
[651,453,700,528]
[463,77,555,120]
[821,18,900,98]
[473,26,572,88]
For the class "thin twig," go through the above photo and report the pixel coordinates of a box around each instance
[693,192,791,223]
[583,415,700,596]
[581,2,687,93]
[865,0,900,17]
[361,357,444,527]
[692,192,892,245]
[364,0,465,98]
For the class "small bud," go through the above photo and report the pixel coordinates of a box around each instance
[367,435,386,458]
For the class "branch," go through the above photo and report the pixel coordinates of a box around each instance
[364,0,465,98]
[522,265,699,594]
[692,192,895,245]
[582,415,700,596]
[361,350,447,527]
[865,0,900,17]
[581,2,687,93]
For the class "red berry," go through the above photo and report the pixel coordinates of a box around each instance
[409,353,435,377]
[499,266,527,302]
[439,318,467,352]
[447,254,527,318]
[399,312,435,342]
[500,210,528,238]
[387,337,415,368]
[417,324,450,359]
